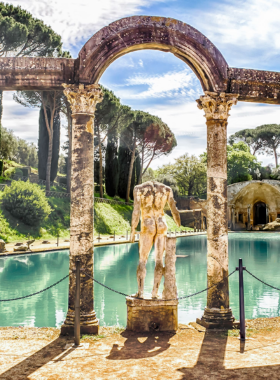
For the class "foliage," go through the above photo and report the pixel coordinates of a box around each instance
[229,124,280,167]
[95,87,134,198]
[13,90,64,189]
[157,154,207,196]
[141,122,177,180]
[0,3,65,57]
[105,127,119,197]
[227,142,261,184]
[2,181,52,226]
[156,174,179,198]
[117,145,134,199]
[0,127,38,166]
[229,129,262,155]
[0,191,70,242]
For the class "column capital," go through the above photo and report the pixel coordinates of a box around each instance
[63,83,103,116]
[196,91,238,120]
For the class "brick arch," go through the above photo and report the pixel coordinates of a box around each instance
[77,16,228,92]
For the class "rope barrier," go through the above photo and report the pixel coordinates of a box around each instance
[82,269,237,301]
[0,273,70,302]
[245,269,280,291]
[2,266,280,304]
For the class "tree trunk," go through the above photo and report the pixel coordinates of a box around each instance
[274,148,278,167]
[46,136,53,191]
[66,104,72,194]
[138,152,144,185]
[98,128,103,198]
[126,143,136,202]
[42,92,56,192]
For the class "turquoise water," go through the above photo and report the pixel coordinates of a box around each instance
[1,233,280,327]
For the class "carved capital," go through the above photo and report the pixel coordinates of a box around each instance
[196,91,238,120]
[63,84,103,116]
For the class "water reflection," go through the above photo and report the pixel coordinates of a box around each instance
[1,233,280,327]
[0,251,69,327]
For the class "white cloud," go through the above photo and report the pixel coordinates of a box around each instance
[148,101,280,169]
[118,69,201,99]
[8,0,165,52]
[191,0,280,66]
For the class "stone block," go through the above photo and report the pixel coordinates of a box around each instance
[126,297,178,332]
[0,239,6,253]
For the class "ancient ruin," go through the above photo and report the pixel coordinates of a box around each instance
[228,180,280,231]
[1,16,280,331]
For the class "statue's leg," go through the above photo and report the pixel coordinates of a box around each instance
[137,232,154,298]
[152,217,167,298]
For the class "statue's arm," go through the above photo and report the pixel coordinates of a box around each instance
[167,189,181,227]
[130,188,141,243]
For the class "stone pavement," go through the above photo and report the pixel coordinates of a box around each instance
[1,319,280,379]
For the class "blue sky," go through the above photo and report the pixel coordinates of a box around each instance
[3,0,280,168]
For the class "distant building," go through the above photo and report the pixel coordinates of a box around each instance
[174,180,280,231]
[228,180,280,231]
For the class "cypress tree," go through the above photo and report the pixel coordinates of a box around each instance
[105,128,119,197]
[117,146,131,199]
[38,106,60,181]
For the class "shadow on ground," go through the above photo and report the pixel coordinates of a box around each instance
[107,330,175,360]
[0,337,74,380]
[177,330,280,379]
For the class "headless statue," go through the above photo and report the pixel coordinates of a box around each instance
[130,181,181,298]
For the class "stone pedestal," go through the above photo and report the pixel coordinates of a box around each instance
[61,310,99,335]
[126,297,178,332]
[0,239,6,253]
[196,307,235,329]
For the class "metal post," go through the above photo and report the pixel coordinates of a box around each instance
[236,258,246,341]
[74,259,80,346]
[126,230,128,240]
[57,232,59,247]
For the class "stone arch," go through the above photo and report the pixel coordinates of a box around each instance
[77,16,228,92]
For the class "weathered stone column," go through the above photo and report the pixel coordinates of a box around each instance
[196,91,238,328]
[61,84,103,335]
[231,206,235,231]
[247,205,251,230]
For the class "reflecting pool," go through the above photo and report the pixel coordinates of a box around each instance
[1,233,280,327]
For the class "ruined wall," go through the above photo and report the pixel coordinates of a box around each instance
[228,68,280,104]
[0,57,75,90]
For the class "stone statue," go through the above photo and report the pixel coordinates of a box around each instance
[130,181,181,299]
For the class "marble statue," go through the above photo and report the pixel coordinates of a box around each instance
[130,181,181,298]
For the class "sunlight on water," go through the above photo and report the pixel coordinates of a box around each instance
[1,233,280,327]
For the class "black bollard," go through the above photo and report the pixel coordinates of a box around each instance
[236,258,246,341]
[74,259,81,346]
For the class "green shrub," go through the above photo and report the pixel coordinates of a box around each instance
[3,167,16,178]
[2,181,52,226]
